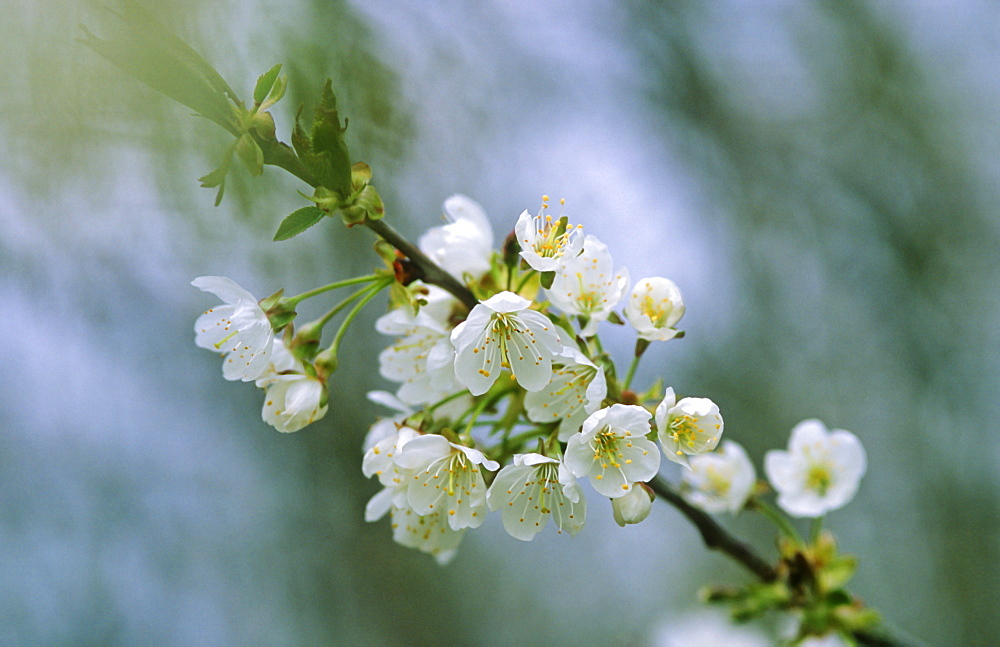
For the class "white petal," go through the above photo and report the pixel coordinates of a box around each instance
[191,276,257,305]
[481,290,532,314]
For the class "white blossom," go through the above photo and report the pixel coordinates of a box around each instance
[514,205,583,272]
[624,277,685,342]
[525,345,607,441]
[564,404,661,498]
[487,453,586,540]
[363,428,466,564]
[192,276,274,381]
[418,194,493,280]
[547,234,629,336]
[451,291,563,396]
[376,299,461,406]
[655,387,724,468]
[681,441,756,514]
[611,482,654,527]
[259,372,327,432]
[389,505,466,565]
[764,419,867,518]
[362,391,413,451]
[394,434,499,530]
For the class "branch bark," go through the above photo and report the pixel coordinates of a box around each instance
[257,135,479,311]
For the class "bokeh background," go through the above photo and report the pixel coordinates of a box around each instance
[2,0,998,644]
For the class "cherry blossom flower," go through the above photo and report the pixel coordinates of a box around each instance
[389,505,466,565]
[765,419,867,518]
[418,194,493,280]
[394,434,499,531]
[655,387,723,468]
[547,234,629,337]
[564,404,660,498]
[192,276,274,381]
[624,277,685,342]
[450,291,563,396]
[680,440,756,514]
[524,345,607,441]
[487,453,586,540]
[611,482,654,527]
[259,372,327,432]
[376,300,460,406]
[514,202,583,272]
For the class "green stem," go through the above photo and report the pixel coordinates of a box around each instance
[622,355,641,392]
[285,274,382,307]
[515,270,535,293]
[312,282,380,330]
[753,498,804,544]
[810,515,825,544]
[425,390,470,415]
[328,277,392,357]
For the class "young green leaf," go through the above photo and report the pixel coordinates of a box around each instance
[273,206,325,241]
[235,134,264,176]
[253,63,282,105]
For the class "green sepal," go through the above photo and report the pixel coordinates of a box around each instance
[253,63,282,105]
[292,79,352,198]
[340,184,384,225]
[273,206,325,241]
[236,133,264,176]
[540,270,555,289]
[634,337,650,358]
[606,311,625,325]
[374,239,397,268]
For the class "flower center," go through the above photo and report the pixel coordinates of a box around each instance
[529,196,580,258]
[806,463,833,495]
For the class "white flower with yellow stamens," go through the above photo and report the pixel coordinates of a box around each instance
[376,300,460,406]
[514,197,584,272]
[564,404,660,498]
[487,453,586,541]
[765,419,867,518]
[624,276,685,342]
[192,276,274,381]
[525,345,607,441]
[681,440,756,514]
[547,234,629,337]
[394,434,499,531]
[450,291,563,396]
[655,387,723,468]
[389,505,467,565]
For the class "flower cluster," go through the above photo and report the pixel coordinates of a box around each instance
[360,195,731,562]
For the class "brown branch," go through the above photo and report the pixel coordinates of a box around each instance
[256,135,479,311]
[648,475,777,581]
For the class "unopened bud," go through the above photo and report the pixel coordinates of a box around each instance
[612,482,654,527]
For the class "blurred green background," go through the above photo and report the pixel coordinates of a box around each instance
[2,0,998,644]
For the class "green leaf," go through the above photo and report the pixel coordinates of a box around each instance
[273,206,325,241]
[261,75,287,110]
[292,79,352,197]
[235,134,264,176]
[253,63,282,105]
[79,1,242,135]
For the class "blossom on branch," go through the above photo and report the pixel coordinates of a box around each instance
[624,276,685,342]
[680,440,756,514]
[514,201,584,272]
[487,453,586,541]
[655,387,724,468]
[564,404,660,498]
[547,234,629,337]
[418,194,493,280]
[524,345,607,441]
[451,291,563,395]
[394,434,499,531]
[192,276,275,381]
[765,419,867,518]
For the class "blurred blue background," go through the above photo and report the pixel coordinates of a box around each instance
[2,0,998,644]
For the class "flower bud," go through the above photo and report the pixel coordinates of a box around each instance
[612,482,654,527]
